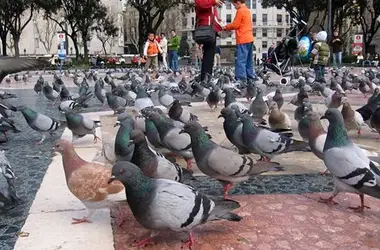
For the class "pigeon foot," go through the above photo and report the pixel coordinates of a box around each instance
[223,183,233,200]
[357,129,362,137]
[93,135,101,143]
[71,217,92,224]
[181,232,195,249]
[258,156,270,162]
[348,205,370,213]
[186,159,193,170]
[320,169,330,175]
[319,196,338,206]
[133,236,155,248]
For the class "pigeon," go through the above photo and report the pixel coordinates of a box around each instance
[106,92,128,114]
[268,102,291,130]
[180,121,283,198]
[0,57,47,83]
[65,111,101,143]
[206,85,221,110]
[219,107,250,154]
[223,88,249,115]
[114,118,135,162]
[54,139,125,224]
[0,150,20,208]
[249,88,268,121]
[367,88,379,105]
[59,100,83,113]
[59,85,71,101]
[108,161,242,248]
[320,109,380,212]
[146,112,194,169]
[42,82,59,104]
[294,99,313,123]
[341,98,365,136]
[370,105,380,139]
[0,117,21,140]
[244,81,257,102]
[0,101,17,119]
[290,87,308,106]
[34,75,44,94]
[272,88,284,109]
[168,100,198,124]
[0,91,17,100]
[134,85,154,110]
[157,85,174,108]
[325,91,344,109]
[240,115,308,161]
[129,129,193,182]
[17,106,60,144]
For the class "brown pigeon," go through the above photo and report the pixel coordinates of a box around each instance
[268,102,291,130]
[54,139,125,224]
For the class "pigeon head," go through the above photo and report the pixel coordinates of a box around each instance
[306,111,321,122]
[109,161,152,189]
[218,107,235,119]
[129,129,146,145]
[375,88,380,94]
[269,101,279,110]
[321,109,344,125]
[180,121,204,136]
[53,139,72,154]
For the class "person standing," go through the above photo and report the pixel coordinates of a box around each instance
[143,32,162,71]
[168,30,180,72]
[214,45,221,68]
[159,33,168,70]
[195,0,223,81]
[223,0,256,82]
[309,31,330,83]
[330,31,343,69]
[191,43,202,69]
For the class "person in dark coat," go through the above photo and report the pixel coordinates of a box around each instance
[330,31,343,69]
[195,0,223,81]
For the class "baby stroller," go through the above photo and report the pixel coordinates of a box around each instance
[263,16,307,78]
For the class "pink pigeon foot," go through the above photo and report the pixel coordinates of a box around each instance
[71,217,92,224]
[93,135,101,143]
[348,194,371,213]
[223,183,233,200]
[181,232,195,249]
[319,196,339,206]
[186,159,193,170]
[133,236,155,248]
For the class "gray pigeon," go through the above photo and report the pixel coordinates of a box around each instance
[0,150,20,208]
[218,107,249,154]
[181,121,283,198]
[114,117,135,162]
[94,80,106,106]
[42,82,59,104]
[18,106,60,144]
[223,88,249,115]
[206,85,221,110]
[249,88,268,120]
[134,86,154,110]
[320,108,380,212]
[146,112,194,169]
[106,92,127,114]
[109,161,242,248]
[168,100,198,124]
[65,111,101,143]
[129,130,193,182]
[240,115,308,161]
[157,85,174,108]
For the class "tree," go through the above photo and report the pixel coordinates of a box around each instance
[128,0,191,54]
[35,17,58,54]
[36,0,109,60]
[93,15,118,55]
[0,19,9,55]
[0,0,35,56]
[351,0,380,53]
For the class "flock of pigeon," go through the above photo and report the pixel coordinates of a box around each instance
[2,58,380,248]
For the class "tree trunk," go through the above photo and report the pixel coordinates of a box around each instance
[72,39,80,60]
[1,34,7,56]
[83,41,89,61]
[102,42,107,56]
[13,35,20,57]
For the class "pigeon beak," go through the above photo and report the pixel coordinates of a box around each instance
[179,129,185,134]
[217,114,223,119]
[108,176,116,184]
[114,121,120,127]
[320,115,327,120]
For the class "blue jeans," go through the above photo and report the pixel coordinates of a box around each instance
[314,64,326,83]
[333,52,342,68]
[168,50,179,72]
[235,42,256,80]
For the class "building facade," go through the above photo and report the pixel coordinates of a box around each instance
[6,0,126,56]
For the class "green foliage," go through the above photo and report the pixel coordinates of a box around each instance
[178,35,189,57]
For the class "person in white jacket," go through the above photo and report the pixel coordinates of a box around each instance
[159,33,168,70]
[143,32,163,71]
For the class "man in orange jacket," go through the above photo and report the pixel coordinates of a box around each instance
[223,0,256,82]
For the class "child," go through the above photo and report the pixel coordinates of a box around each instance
[191,43,201,69]
[309,31,330,83]
[223,0,256,82]
[143,32,162,71]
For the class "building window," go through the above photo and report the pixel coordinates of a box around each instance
[286,15,290,24]
[182,17,187,28]
[252,0,256,9]
[191,17,195,27]
[35,38,39,48]
[253,29,256,37]
[246,0,251,8]
[226,14,232,24]
[286,28,290,34]
[262,28,267,37]
[277,14,282,24]
[262,41,268,49]
[252,14,256,24]
[262,14,267,25]
[227,42,232,45]
[226,2,231,9]
[277,28,282,37]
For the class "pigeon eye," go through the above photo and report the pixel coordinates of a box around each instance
[56,145,59,148]
[118,168,125,175]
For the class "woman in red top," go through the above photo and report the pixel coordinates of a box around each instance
[195,0,223,81]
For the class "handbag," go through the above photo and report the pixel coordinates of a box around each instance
[193,7,216,44]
